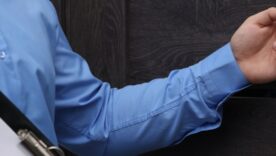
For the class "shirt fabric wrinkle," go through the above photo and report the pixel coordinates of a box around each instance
[0,0,249,155]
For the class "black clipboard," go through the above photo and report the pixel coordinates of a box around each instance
[0,91,53,146]
[0,91,74,156]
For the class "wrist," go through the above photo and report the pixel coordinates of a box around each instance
[230,42,252,83]
[190,43,250,103]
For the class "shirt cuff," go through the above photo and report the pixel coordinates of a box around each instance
[190,43,250,105]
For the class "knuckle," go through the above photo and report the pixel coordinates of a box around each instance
[267,7,276,12]
[246,15,254,21]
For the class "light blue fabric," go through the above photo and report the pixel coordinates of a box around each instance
[0,0,249,155]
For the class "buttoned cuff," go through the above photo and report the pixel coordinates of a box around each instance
[190,43,250,105]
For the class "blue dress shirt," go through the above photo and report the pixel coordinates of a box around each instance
[0,0,249,155]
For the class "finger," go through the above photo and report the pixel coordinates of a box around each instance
[273,42,276,50]
[249,7,276,26]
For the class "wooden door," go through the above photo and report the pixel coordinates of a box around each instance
[52,0,276,155]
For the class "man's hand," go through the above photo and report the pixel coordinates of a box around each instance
[231,7,276,84]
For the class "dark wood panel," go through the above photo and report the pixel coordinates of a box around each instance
[56,0,127,88]
[127,0,276,86]
[145,97,276,156]
[53,0,276,97]
[101,0,127,87]
[51,1,276,155]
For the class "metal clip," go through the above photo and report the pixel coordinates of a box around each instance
[17,129,65,156]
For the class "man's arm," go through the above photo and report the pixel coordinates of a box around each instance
[53,7,276,156]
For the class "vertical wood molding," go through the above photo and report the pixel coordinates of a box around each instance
[101,0,127,87]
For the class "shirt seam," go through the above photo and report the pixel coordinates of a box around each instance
[56,82,197,136]
[56,120,96,140]
[110,83,197,132]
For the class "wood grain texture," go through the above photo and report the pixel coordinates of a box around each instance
[101,0,127,87]
[56,0,127,88]
[51,1,276,155]
[127,0,276,86]
[145,97,276,156]
[53,0,276,97]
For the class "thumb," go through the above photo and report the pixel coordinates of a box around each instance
[248,7,276,26]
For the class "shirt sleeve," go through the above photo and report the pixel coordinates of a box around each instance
[54,24,249,156]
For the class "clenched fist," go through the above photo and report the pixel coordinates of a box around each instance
[231,7,276,84]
